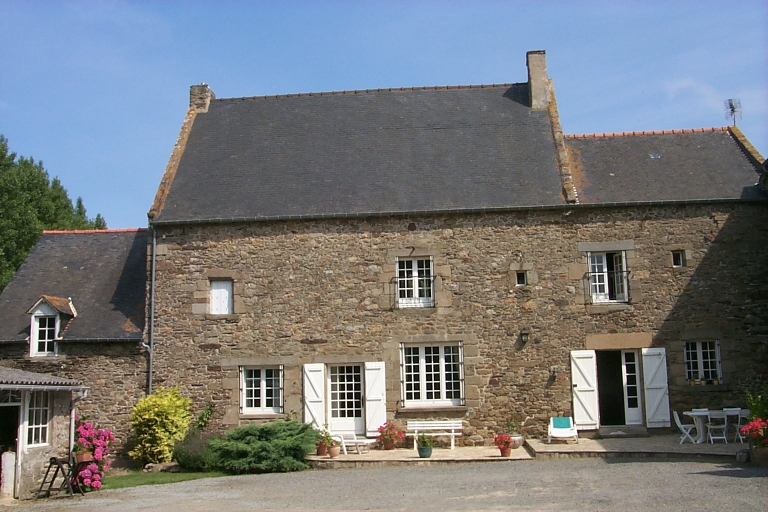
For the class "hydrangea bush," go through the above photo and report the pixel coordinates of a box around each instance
[73,417,115,490]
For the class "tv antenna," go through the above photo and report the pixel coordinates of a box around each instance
[724,98,742,126]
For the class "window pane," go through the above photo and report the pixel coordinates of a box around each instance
[404,347,421,400]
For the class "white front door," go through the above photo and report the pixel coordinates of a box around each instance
[570,350,599,430]
[328,365,364,434]
[622,350,643,425]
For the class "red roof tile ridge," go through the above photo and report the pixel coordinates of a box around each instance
[42,228,148,234]
[215,82,523,102]
[564,127,727,139]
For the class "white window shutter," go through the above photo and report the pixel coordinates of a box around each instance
[210,280,232,314]
[364,361,387,437]
[570,350,599,430]
[642,348,671,428]
[302,363,325,429]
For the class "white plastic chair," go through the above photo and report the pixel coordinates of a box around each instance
[722,408,741,442]
[734,409,750,443]
[547,417,578,444]
[706,410,728,444]
[673,411,697,444]
[331,432,375,455]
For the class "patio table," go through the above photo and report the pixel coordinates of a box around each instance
[683,410,710,444]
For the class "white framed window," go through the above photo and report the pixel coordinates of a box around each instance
[397,258,434,308]
[31,316,57,357]
[210,280,233,315]
[672,250,686,268]
[240,366,283,414]
[400,343,464,406]
[26,391,50,446]
[515,271,527,286]
[588,251,628,303]
[684,341,721,383]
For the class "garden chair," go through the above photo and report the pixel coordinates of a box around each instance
[734,409,750,443]
[706,410,728,444]
[547,416,578,444]
[673,411,697,444]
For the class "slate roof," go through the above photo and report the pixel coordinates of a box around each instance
[566,129,765,204]
[152,84,566,224]
[0,366,85,389]
[0,229,148,343]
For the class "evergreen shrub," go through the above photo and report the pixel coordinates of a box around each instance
[173,428,219,471]
[208,420,319,474]
[129,388,191,464]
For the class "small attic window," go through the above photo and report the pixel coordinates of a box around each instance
[649,153,661,159]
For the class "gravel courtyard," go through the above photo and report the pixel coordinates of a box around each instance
[7,458,768,511]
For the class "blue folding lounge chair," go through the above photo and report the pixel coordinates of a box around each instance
[548,416,578,444]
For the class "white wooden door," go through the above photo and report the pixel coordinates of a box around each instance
[302,363,325,429]
[642,348,671,428]
[328,365,364,434]
[622,350,643,425]
[364,362,386,437]
[570,350,599,430]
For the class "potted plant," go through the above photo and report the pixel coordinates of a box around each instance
[740,418,768,467]
[494,434,513,457]
[327,436,341,458]
[416,433,433,458]
[504,415,525,449]
[377,421,404,450]
[317,429,334,456]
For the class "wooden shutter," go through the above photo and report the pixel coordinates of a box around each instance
[642,348,671,428]
[302,363,325,429]
[364,361,387,437]
[210,280,232,314]
[570,350,599,430]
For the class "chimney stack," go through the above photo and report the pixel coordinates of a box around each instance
[526,51,549,109]
[190,83,215,113]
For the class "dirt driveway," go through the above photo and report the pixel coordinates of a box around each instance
[7,458,768,511]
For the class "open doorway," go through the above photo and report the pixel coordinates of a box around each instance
[596,350,643,427]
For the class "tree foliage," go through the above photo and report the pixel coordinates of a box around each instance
[0,135,106,291]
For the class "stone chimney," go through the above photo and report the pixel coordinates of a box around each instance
[190,83,216,113]
[526,50,549,109]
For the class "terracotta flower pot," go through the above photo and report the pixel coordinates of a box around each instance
[75,452,93,463]
[382,439,395,450]
[751,445,768,468]
[499,447,512,457]
[328,445,341,458]
[316,442,328,456]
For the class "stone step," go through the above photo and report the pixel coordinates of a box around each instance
[598,426,649,438]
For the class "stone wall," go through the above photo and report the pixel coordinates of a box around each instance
[0,342,147,453]
[150,203,768,443]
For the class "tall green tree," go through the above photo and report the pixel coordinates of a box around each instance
[0,135,107,290]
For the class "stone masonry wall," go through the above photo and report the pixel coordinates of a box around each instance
[150,203,768,444]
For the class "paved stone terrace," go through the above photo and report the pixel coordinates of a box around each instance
[308,434,747,468]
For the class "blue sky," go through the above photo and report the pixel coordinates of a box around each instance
[1,1,766,229]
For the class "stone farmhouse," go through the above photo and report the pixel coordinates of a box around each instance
[0,229,147,497]
[146,50,767,443]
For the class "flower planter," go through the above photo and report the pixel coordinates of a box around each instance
[751,445,768,468]
[74,452,93,463]
[316,442,328,456]
[417,446,432,458]
[499,447,512,457]
[382,439,395,450]
[510,434,524,449]
[328,445,341,458]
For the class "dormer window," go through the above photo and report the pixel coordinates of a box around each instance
[35,316,57,355]
[27,295,76,358]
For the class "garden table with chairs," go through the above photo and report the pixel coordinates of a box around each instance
[681,408,749,444]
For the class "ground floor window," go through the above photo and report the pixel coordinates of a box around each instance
[684,341,721,383]
[401,343,464,406]
[240,366,283,414]
[26,391,50,446]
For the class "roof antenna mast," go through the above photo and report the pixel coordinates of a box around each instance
[724,98,742,126]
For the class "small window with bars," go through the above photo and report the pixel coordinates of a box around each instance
[240,366,283,414]
[400,343,464,406]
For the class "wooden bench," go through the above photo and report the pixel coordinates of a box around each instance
[406,420,463,450]
[330,432,376,455]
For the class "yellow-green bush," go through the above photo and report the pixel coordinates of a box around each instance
[128,388,191,464]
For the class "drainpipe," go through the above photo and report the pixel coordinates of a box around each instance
[141,226,157,396]
[69,389,89,464]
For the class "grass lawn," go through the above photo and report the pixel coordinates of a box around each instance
[102,470,227,490]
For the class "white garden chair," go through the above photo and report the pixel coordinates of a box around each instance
[706,410,728,444]
[673,411,697,444]
[547,417,578,444]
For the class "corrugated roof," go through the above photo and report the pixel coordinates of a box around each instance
[0,230,148,343]
[152,84,565,224]
[0,366,84,388]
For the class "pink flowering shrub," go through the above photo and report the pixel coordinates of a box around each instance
[73,417,115,491]
[740,418,768,447]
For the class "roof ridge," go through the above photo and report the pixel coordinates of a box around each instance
[214,82,524,103]
[564,127,727,139]
[42,228,148,234]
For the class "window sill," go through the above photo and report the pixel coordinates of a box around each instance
[396,405,468,416]
[203,314,240,321]
[239,413,285,420]
[24,355,65,362]
[394,307,437,315]
[680,384,729,393]
[586,303,631,314]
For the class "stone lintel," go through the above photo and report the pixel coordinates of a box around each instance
[585,332,652,350]
[577,240,635,253]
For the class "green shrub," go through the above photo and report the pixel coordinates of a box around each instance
[129,388,192,464]
[173,428,219,472]
[208,420,319,474]
[745,385,768,419]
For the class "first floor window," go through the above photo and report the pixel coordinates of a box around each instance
[588,251,628,303]
[397,258,434,308]
[240,366,283,414]
[27,391,50,446]
[34,316,57,355]
[210,280,233,315]
[401,343,464,406]
[672,250,686,268]
[684,341,721,383]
